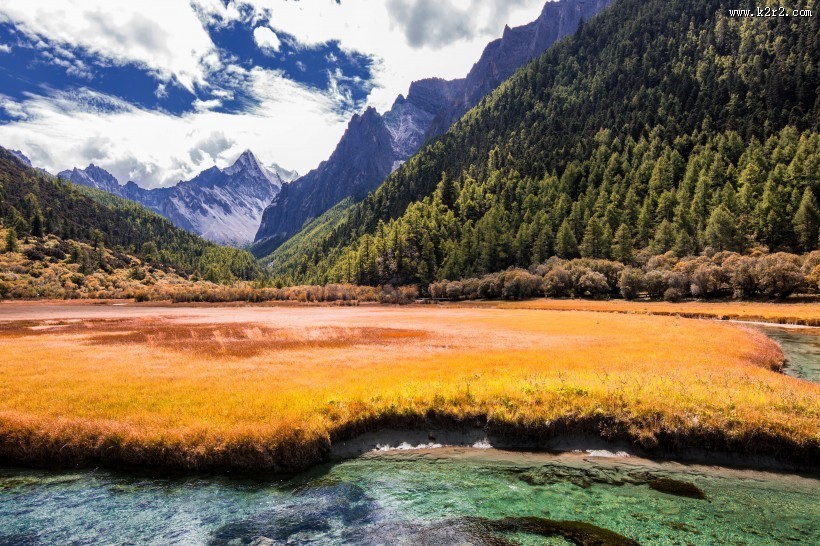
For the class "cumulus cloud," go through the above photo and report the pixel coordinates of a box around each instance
[0,44,11,53]
[385,0,537,48]
[0,0,218,90]
[253,26,281,52]
[213,0,546,111]
[0,74,350,186]
[0,0,548,182]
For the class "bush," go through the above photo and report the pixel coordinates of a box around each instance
[644,270,667,300]
[478,274,501,299]
[619,267,644,300]
[689,264,722,299]
[446,281,465,301]
[755,253,804,299]
[499,269,542,300]
[663,270,689,296]
[722,255,757,298]
[663,287,683,302]
[576,271,609,299]
[807,265,820,293]
[543,267,572,297]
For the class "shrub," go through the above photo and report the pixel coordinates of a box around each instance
[754,253,805,299]
[446,281,464,301]
[543,267,572,297]
[478,274,501,299]
[576,271,609,299]
[461,278,480,299]
[663,287,683,302]
[807,265,820,293]
[689,264,722,299]
[499,269,543,300]
[619,267,644,300]
[722,254,758,298]
[644,270,667,300]
[663,270,689,296]
[134,291,151,303]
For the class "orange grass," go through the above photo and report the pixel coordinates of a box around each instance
[0,305,818,471]
[455,299,820,326]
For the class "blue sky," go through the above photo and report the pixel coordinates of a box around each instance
[0,0,545,187]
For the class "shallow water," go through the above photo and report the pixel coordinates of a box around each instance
[1,450,817,545]
[758,326,820,382]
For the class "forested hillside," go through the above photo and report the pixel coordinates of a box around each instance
[0,149,260,282]
[267,0,819,286]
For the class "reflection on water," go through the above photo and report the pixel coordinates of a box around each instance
[758,326,820,382]
[1,450,817,545]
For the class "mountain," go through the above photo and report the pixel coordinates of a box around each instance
[268,163,299,183]
[59,150,284,246]
[0,147,260,281]
[8,150,31,167]
[252,0,614,256]
[58,163,122,195]
[267,0,819,286]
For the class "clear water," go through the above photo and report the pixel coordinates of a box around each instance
[758,326,820,382]
[1,450,817,545]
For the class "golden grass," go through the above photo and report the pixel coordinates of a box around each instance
[454,299,820,325]
[0,305,817,472]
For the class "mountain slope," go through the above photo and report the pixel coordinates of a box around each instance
[59,150,283,246]
[1,148,260,281]
[269,0,819,285]
[252,0,614,255]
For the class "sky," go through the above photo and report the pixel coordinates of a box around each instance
[0,0,547,187]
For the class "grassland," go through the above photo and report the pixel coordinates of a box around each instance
[0,304,818,472]
[456,299,820,326]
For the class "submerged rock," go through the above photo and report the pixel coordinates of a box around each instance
[462,516,641,546]
[648,478,707,500]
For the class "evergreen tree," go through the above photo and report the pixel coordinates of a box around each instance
[704,205,738,252]
[793,188,819,252]
[555,219,579,259]
[4,227,17,253]
[651,220,676,254]
[611,223,634,264]
[580,216,611,259]
[673,230,696,257]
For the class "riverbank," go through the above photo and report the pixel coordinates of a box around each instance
[451,299,820,326]
[0,304,818,474]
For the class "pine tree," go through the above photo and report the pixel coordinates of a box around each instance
[651,220,676,254]
[555,219,579,259]
[704,205,738,252]
[580,216,610,259]
[4,227,17,253]
[611,223,634,264]
[793,188,820,252]
[673,230,696,257]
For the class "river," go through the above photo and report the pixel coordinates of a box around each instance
[1,449,818,545]
[756,325,820,382]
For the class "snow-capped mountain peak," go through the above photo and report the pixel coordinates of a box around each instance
[222,149,282,188]
[58,149,287,247]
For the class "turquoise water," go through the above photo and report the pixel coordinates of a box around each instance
[1,450,817,545]
[758,326,820,382]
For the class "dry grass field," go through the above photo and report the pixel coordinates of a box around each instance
[458,299,820,325]
[0,303,818,471]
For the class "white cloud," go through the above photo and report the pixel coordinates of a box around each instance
[0,44,11,53]
[253,26,281,52]
[0,74,350,186]
[0,0,549,182]
[217,0,547,111]
[0,0,218,90]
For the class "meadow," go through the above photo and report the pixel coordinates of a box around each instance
[0,303,818,472]
[461,299,820,326]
